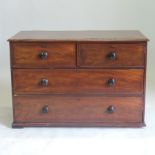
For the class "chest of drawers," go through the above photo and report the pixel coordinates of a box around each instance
[8,30,148,128]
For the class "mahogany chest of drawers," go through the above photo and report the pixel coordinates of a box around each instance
[8,30,148,128]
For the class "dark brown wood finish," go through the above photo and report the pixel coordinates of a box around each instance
[13,95,143,123]
[13,69,144,94]
[78,43,145,68]
[8,30,148,128]
[9,30,148,42]
[11,42,76,68]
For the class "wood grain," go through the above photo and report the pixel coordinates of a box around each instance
[13,69,144,95]
[78,43,145,68]
[8,30,148,42]
[13,95,143,123]
[8,30,148,128]
[11,42,76,68]
[12,122,145,128]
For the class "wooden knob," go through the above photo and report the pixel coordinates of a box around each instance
[107,106,115,113]
[107,52,116,60]
[42,105,49,114]
[40,79,48,86]
[39,51,48,59]
[107,78,115,87]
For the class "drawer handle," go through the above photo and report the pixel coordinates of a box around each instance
[107,78,115,87]
[39,51,48,59]
[42,105,49,114]
[107,106,115,113]
[107,52,116,60]
[40,79,48,86]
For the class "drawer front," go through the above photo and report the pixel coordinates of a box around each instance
[13,69,144,94]
[78,43,145,67]
[11,42,76,68]
[14,96,143,123]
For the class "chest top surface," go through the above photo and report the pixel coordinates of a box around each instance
[8,30,148,42]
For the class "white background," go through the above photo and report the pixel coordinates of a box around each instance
[0,0,155,155]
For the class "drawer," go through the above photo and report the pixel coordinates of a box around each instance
[78,43,145,68]
[11,42,76,68]
[13,69,144,94]
[13,96,143,123]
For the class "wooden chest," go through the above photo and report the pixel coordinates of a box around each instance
[8,30,148,128]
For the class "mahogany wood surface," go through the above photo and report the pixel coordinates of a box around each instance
[11,42,76,68]
[8,30,148,42]
[12,122,145,128]
[13,69,144,95]
[8,30,148,128]
[78,43,145,68]
[13,95,143,123]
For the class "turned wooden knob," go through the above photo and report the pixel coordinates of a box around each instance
[107,106,115,113]
[39,51,48,59]
[107,78,115,87]
[107,52,116,60]
[42,105,49,113]
[40,79,48,86]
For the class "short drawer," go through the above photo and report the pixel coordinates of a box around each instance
[78,43,145,68]
[13,96,143,123]
[11,42,76,68]
[13,69,144,94]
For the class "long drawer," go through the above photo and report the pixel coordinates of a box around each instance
[13,95,143,123]
[13,69,144,95]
